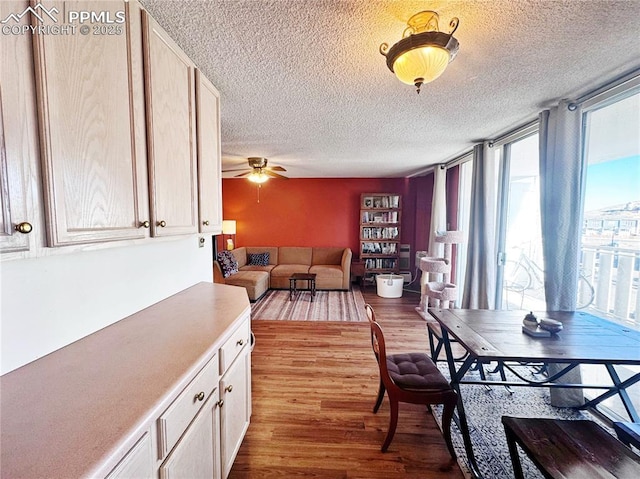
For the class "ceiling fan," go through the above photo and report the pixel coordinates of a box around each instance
[222,157,288,183]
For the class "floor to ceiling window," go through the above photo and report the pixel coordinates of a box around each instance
[493,126,544,311]
[580,81,640,421]
[453,155,473,304]
[581,89,640,328]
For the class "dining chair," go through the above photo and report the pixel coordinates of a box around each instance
[365,303,458,456]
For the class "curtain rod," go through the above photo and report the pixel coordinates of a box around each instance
[569,67,640,110]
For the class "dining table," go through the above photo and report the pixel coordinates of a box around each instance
[428,308,640,479]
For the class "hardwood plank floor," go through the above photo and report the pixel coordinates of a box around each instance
[229,289,465,478]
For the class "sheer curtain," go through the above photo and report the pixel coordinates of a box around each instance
[539,101,586,407]
[539,101,585,311]
[428,165,447,258]
[461,142,497,309]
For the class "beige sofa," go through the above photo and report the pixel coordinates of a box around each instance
[214,246,352,301]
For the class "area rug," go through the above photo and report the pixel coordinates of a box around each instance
[431,364,605,479]
[251,286,366,321]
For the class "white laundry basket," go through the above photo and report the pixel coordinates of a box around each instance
[376,274,404,298]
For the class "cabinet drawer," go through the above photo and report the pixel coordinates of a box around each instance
[157,354,219,459]
[219,318,250,374]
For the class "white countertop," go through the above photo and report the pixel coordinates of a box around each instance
[0,282,250,478]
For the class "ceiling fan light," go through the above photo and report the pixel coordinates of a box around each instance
[248,171,268,183]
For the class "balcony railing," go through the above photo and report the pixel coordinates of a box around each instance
[501,243,639,329]
[582,245,639,325]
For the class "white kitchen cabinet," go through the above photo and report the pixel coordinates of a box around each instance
[195,70,223,235]
[31,0,150,246]
[219,319,252,478]
[0,283,251,479]
[106,433,153,479]
[0,1,40,254]
[2,1,223,254]
[142,10,199,238]
[159,390,221,479]
[157,354,219,459]
[157,314,251,479]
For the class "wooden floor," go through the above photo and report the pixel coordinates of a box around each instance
[228,289,465,478]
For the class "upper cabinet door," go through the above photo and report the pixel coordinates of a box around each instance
[195,71,223,235]
[32,0,150,246]
[142,11,199,238]
[1,1,37,254]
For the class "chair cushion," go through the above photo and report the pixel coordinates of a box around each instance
[386,353,451,391]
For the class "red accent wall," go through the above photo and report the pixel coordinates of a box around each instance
[221,177,432,262]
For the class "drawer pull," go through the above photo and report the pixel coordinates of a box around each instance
[216,399,224,408]
[225,385,233,393]
[194,391,205,402]
[236,339,244,346]
[139,220,150,228]
[157,220,166,227]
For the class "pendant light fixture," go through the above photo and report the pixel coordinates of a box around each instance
[380,11,460,94]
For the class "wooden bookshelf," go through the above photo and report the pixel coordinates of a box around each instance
[359,193,401,281]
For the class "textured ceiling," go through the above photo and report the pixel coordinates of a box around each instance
[139,0,640,178]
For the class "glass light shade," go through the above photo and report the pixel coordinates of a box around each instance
[248,171,269,183]
[222,220,236,235]
[393,46,450,85]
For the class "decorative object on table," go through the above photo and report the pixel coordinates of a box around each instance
[522,312,563,337]
[522,323,551,338]
[523,311,538,327]
[521,311,548,337]
[222,219,236,250]
[539,317,563,333]
[379,10,460,94]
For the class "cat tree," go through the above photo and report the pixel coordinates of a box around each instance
[416,230,465,319]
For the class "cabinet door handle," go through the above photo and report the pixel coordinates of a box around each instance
[157,220,166,227]
[224,385,233,393]
[194,391,205,402]
[139,220,150,228]
[202,220,210,226]
[14,222,33,234]
[236,339,244,346]
[216,399,224,408]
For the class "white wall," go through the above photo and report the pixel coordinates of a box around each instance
[0,236,213,374]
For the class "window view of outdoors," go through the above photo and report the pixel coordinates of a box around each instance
[581,92,640,329]
[498,134,545,311]
[581,90,640,421]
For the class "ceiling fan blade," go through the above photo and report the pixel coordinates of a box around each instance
[234,171,251,177]
[222,168,250,173]
[267,166,287,172]
[264,170,288,179]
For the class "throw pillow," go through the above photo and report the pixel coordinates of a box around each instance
[247,252,270,266]
[217,251,238,278]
